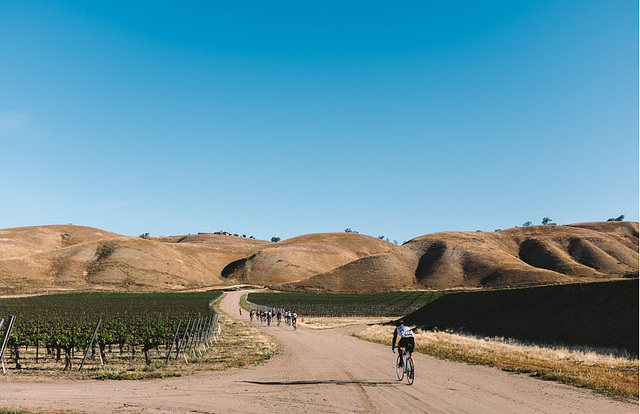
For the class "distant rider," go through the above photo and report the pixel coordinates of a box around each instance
[391,319,414,367]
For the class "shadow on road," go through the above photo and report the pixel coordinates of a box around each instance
[241,379,397,387]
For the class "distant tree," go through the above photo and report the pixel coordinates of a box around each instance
[139,232,150,239]
[494,229,501,232]
[345,228,359,234]
[607,215,625,222]
[378,235,385,239]
[522,221,532,227]
[393,240,398,245]
[541,217,556,225]
[271,237,281,242]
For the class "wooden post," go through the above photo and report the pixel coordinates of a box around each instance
[165,319,182,365]
[79,319,101,371]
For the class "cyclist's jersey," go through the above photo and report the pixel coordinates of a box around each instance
[396,326,414,338]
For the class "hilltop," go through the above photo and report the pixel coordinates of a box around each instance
[0,222,637,295]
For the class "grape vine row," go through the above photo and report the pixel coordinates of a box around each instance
[0,291,222,370]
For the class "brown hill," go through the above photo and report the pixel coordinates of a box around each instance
[1,222,637,295]
[220,233,396,285]
[0,225,269,295]
[284,222,639,293]
[0,225,121,260]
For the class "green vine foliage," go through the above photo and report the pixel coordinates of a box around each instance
[0,291,220,365]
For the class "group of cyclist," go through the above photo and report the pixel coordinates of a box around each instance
[248,308,298,330]
[242,306,415,380]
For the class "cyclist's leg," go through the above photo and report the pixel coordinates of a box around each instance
[397,337,408,366]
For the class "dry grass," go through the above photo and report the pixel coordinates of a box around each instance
[301,316,392,330]
[191,306,281,371]
[355,324,639,400]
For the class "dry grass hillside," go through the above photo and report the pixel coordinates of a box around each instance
[0,222,637,295]
[0,225,120,259]
[0,226,268,295]
[220,233,396,285]
[285,222,639,293]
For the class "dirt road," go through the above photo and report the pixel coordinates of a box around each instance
[2,290,637,413]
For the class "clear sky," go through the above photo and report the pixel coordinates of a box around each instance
[1,1,638,243]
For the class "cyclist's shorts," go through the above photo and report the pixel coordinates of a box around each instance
[398,337,415,353]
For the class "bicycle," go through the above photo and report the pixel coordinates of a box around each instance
[395,348,414,385]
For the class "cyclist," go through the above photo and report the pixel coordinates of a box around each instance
[391,319,414,367]
[291,312,297,330]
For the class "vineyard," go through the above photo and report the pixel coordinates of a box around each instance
[0,291,222,372]
[246,291,446,317]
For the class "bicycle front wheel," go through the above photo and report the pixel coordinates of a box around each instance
[396,354,404,381]
[406,357,414,385]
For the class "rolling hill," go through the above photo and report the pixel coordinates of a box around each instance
[220,232,395,285]
[0,226,268,295]
[283,222,639,293]
[0,222,637,295]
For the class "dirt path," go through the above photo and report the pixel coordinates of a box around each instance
[2,290,637,413]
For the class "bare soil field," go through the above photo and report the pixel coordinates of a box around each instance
[2,291,637,414]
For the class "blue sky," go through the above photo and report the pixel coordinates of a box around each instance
[1,1,637,243]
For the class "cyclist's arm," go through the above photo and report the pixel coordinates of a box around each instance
[392,329,398,349]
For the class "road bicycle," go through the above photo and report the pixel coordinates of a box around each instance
[395,348,414,385]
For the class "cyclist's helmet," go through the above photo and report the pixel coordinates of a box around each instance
[396,319,404,326]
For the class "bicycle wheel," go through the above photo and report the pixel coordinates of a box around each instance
[406,356,414,385]
[395,353,404,381]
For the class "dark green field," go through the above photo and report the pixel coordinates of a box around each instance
[246,291,445,317]
[403,279,639,355]
[0,291,220,315]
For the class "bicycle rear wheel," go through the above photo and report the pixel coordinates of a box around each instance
[395,353,404,381]
[406,356,414,385]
